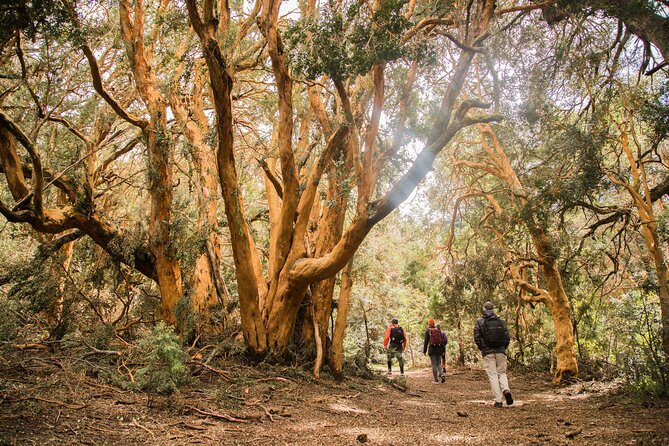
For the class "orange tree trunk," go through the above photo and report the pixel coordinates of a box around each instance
[119,0,183,323]
[146,117,183,324]
[529,226,578,382]
[330,260,354,378]
[470,125,579,382]
[640,219,669,358]
[299,149,351,347]
[185,0,267,352]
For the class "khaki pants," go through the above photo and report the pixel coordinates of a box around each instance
[483,353,510,403]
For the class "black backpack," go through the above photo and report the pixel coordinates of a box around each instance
[483,316,508,348]
[390,326,404,347]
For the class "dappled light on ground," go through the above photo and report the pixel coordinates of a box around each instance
[1,351,667,445]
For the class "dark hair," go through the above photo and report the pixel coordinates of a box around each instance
[391,318,398,324]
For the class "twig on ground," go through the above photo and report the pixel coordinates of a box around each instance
[258,404,274,422]
[130,418,156,438]
[188,360,232,380]
[170,421,207,431]
[13,343,48,350]
[1,395,87,409]
[119,361,135,383]
[82,347,122,358]
[253,377,294,384]
[390,382,406,392]
[187,405,249,423]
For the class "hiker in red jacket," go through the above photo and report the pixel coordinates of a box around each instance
[383,318,406,375]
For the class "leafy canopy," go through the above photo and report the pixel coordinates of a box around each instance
[285,0,413,81]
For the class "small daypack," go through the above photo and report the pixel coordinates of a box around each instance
[389,326,404,347]
[483,316,508,348]
[428,327,443,346]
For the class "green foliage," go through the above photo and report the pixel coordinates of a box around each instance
[0,299,20,341]
[107,224,149,269]
[87,324,117,350]
[640,80,669,149]
[135,322,189,395]
[285,0,412,80]
[524,122,605,218]
[217,337,248,359]
[0,0,81,43]
[657,207,669,245]
[169,194,205,276]
[442,244,507,304]
[610,291,668,397]
[173,292,200,344]
[6,260,61,315]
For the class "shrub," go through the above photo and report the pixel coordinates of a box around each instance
[135,322,189,395]
[0,299,19,341]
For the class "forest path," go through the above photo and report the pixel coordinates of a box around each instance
[1,356,668,446]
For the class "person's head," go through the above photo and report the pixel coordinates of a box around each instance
[483,301,494,312]
[391,318,398,325]
[428,318,435,327]
[436,323,441,330]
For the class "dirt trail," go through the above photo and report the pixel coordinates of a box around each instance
[1,358,668,446]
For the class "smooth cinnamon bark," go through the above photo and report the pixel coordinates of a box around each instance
[119,0,182,323]
[0,127,30,202]
[185,0,267,351]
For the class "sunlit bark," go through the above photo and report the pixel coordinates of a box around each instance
[609,125,669,358]
[186,0,267,351]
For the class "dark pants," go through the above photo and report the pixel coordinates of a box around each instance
[387,347,404,373]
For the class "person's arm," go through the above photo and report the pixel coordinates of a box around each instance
[423,330,429,354]
[474,320,483,350]
[383,326,391,348]
[402,331,408,351]
[502,319,511,350]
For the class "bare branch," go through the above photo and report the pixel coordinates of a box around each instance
[0,108,44,219]
[256,157,284,199]
[81,45,148,129]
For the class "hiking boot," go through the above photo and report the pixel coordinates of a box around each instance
[440,375,445,383]
[494,402,503,408]
[432,381,440,384]
[400,371,404,376]
[386,371,392,375]
[503,389,514,406]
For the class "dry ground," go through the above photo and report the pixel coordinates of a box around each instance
[1,349,668,446]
